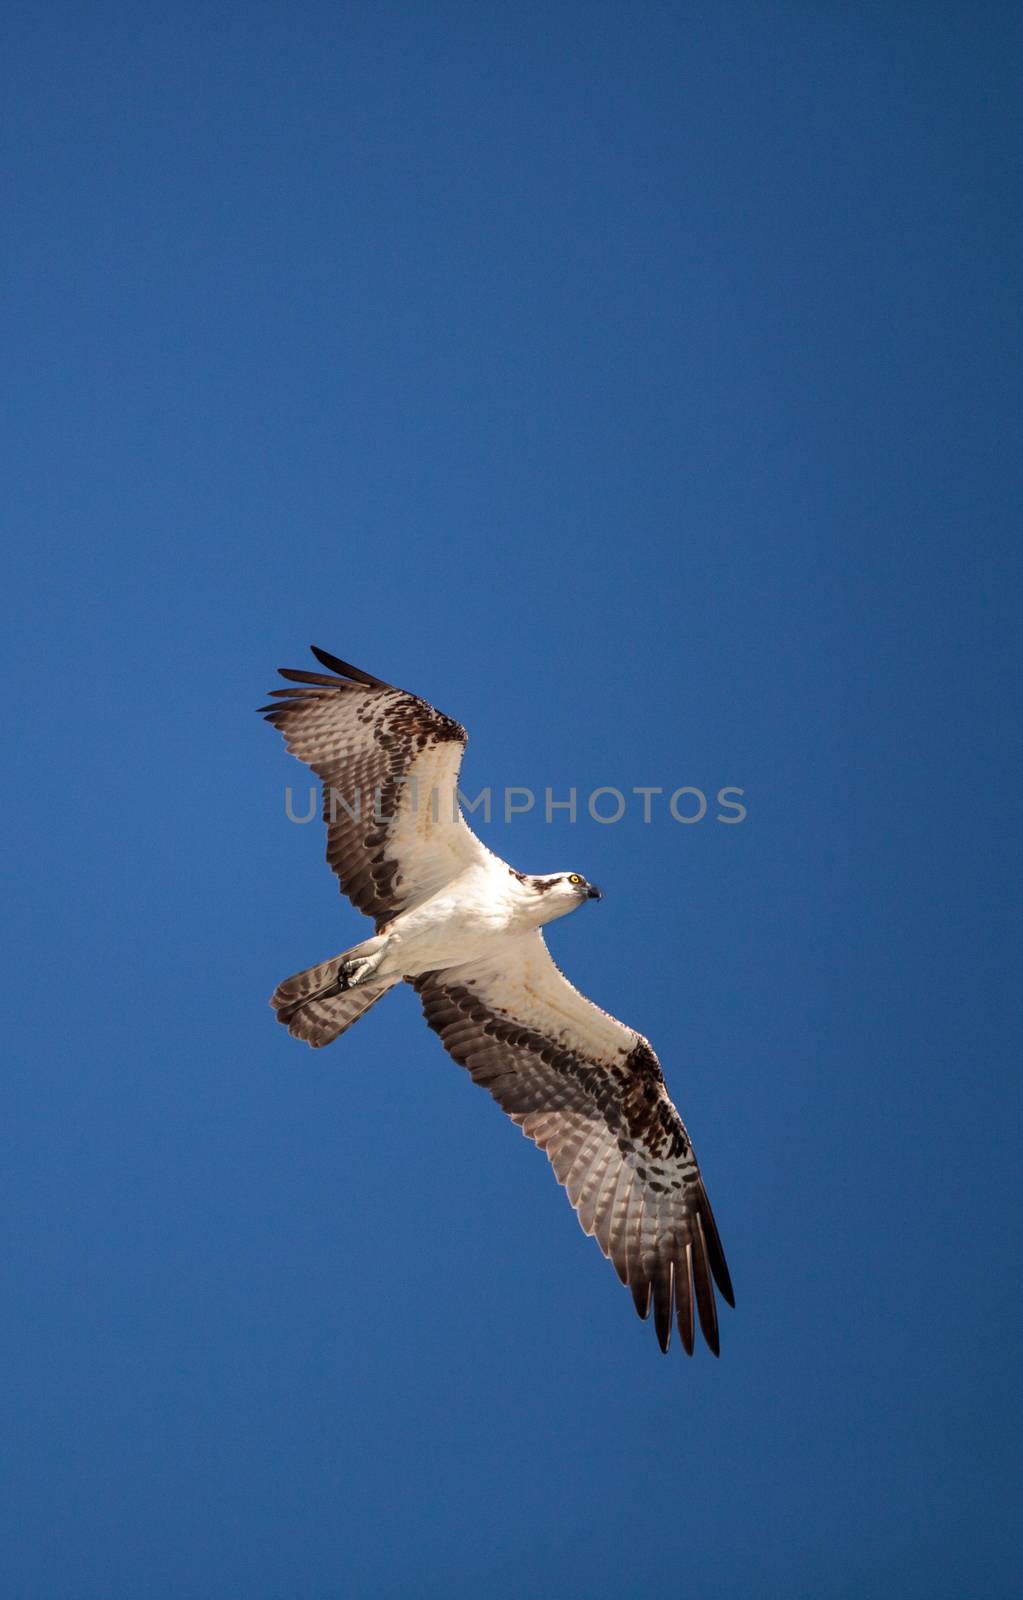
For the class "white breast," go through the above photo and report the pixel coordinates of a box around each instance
[380,857,524,977]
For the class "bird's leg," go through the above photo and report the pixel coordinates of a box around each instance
[338,945,386,990]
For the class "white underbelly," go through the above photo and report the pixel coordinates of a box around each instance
[378,890,512,978]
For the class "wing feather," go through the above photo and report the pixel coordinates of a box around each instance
[675,1242,696,1356]
[652,1261,674,1354]
[692,1214,720,1357]
[574,1137,620,1236]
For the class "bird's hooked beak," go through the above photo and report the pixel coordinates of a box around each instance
[586,884,602,901]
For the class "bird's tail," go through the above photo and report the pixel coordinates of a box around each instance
[270,939,398,1048]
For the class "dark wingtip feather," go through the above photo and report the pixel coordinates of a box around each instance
[264,688,336,703]
[277,667,352,688]
[310,646,391,689]
[675,1243,695,1357]
[631,1280,652,1320]
[692,1217,721,1356]
[698,1184,736,1307]
[652,1265,673,1354]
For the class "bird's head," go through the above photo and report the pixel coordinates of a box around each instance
[527,872,602,923]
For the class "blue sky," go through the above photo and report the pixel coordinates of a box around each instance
[3,4,1021,1596]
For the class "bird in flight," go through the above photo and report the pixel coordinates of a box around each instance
[260,646,734,1355]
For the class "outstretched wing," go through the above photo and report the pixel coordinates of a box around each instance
[412,935,734,1355]
[260,646,490,925]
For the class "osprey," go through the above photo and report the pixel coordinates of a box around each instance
[261,646,735,1356]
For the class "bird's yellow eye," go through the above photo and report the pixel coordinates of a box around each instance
[568,874,582,885]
